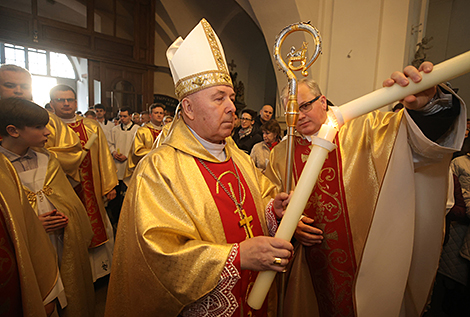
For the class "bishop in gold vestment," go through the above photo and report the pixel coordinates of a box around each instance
[106,118,281,316]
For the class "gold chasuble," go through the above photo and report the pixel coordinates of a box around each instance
[266,105,466,317]
[124,123,162,179]
[44,112,83,182]
[67,116,118,248]
[0,154,58,317]
[24,149,95,317]
[105,118,277,317]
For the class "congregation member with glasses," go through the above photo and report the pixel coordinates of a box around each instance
[50,84,118,283]
[232,108,262,154]
[265,73,466,316]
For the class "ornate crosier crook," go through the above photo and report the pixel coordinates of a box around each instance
[272,21,322,317]
[273,21,322,195]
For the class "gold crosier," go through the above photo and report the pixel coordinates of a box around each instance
[198,159,254,239]
[273,21,322,317]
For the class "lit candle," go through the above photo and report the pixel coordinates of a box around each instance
[337,50,470,125]
[247,123,337,309]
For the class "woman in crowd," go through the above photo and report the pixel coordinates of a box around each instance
[250,119,281,173]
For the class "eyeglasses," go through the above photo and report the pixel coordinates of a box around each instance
[52,98,76,103]
[299,95,321,113]
[240,117,252,121]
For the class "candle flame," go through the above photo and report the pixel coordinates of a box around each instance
[326,116,339,130]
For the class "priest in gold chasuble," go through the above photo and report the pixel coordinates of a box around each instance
[50,85,119,282]
[265,78,466,317]
[124,103,165,180]
[105,19,294,317]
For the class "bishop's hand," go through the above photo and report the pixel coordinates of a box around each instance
[239,236,293,272]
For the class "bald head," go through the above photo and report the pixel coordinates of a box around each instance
[260,104,273,122]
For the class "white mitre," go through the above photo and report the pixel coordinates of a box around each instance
[166,18,233,100]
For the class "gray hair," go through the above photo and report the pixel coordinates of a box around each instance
[280,78,322,108]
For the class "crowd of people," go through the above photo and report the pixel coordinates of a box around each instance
[0,17,468,317]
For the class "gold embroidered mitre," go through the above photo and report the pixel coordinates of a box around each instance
[166,18,233,100]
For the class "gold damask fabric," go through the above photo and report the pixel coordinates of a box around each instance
[27,149,95,317]
[73,117,118,222]
[0,153,58,317]
[124,123,160,179]
[105,117,277,316]
[44,112,83,182]
[267,103,466,317]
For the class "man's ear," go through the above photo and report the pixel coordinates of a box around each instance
[319,95,328,111]
[5,125,20,138]
[181,97,195,121]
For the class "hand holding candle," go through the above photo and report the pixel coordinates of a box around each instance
[247,122,338,309]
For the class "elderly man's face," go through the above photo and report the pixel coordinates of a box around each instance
[295,83,328,136]
[0,70,32,100]
[261,105,273,122]
[184,85,236,143]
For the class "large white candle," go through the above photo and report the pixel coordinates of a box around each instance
[247,123,337,310]
[336,50,470,125]
[79,133,98,163]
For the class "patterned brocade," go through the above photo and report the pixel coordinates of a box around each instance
[175,70,233,100]
[174,18,232,100]
[294,136,356,317]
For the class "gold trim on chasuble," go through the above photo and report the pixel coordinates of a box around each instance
[67,119,109,248]
[294,136,357,317]
[174,19,233,100]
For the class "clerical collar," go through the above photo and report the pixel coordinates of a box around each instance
[59,115,78,124]
[149,122,163,130]
[187,125,226,161]
[121,121,136,131]
[303,129,321,143]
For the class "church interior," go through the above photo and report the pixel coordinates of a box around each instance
[1,0,470,316]
[1,0,469,118]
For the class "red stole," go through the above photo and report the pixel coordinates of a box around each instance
[195,158,268,316]
[68,119,108,248]
[294,136,357,317]
[0,210,23,316]
[147,126,162,141]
